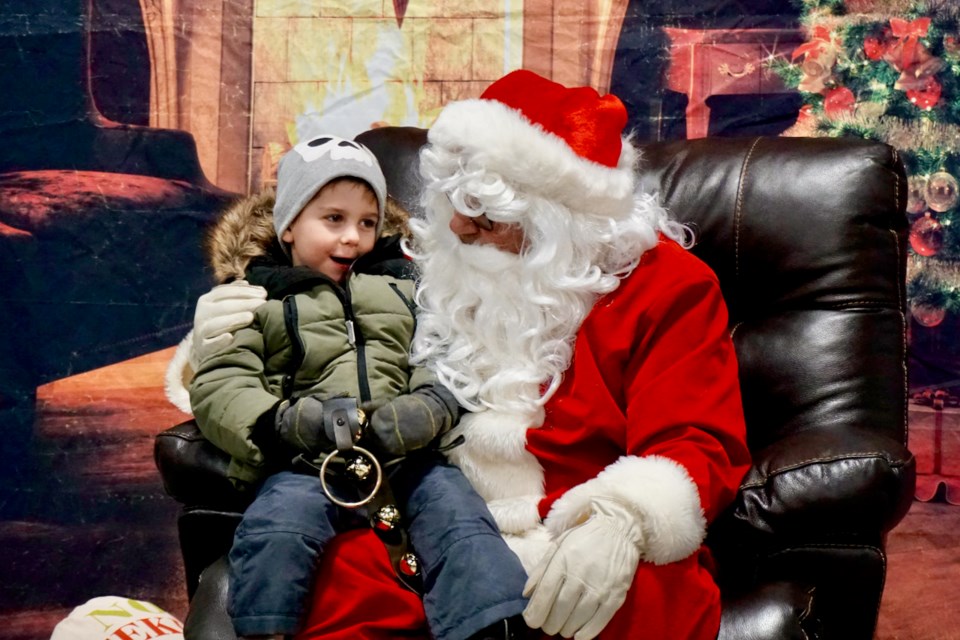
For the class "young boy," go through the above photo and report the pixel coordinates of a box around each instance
[189,135,529,640]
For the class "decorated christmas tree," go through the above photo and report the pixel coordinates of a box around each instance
[775,0,960,394]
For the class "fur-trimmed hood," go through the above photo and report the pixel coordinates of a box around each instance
[203,190,413,285]
[204,190,279,284]
[165,192,414,416]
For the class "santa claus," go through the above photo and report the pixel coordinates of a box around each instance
[171,70,751,640]
[403,69,751,640]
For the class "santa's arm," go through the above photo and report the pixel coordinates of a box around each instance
[525,264,751,638]
[542,268,751,564]
[164,280,268,414]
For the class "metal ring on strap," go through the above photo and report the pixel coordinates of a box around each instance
[319,446,383,508]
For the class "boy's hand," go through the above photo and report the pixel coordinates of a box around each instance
[367,384,460,456]
[274,396,366,456]
[274,396,334,455]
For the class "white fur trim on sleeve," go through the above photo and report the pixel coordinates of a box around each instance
[543,455,706,565]
[164,332,195,415]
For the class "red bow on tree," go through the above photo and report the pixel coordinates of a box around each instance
[888,17,931,71]
[791,25,837,61]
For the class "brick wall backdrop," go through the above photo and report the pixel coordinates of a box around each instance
[248,0,523,190]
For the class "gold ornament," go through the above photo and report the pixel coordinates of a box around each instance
[925,172,959,213]
[346,456,373,481]
[907,175,928,215]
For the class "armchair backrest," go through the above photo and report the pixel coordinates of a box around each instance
[358,128,909,456]
[637,137,908,452]
[637,137,912,640]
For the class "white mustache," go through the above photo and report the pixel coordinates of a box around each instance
[454,242,523,273]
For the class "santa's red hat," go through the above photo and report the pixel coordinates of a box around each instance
[427,69,637,218]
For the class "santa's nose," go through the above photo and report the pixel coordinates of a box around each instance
[449,212,478,240]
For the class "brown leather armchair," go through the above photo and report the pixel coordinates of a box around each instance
[155,127,915,640]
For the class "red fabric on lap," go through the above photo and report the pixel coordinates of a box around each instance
[294,529,429,640]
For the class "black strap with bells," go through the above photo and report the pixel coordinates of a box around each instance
[292,397,424,595]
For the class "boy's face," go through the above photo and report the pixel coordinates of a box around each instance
[282,180,379,282]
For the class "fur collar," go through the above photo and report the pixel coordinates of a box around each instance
[204,190,279,283]
[203,190,416,287]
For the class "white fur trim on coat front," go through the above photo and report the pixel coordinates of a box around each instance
[544,455,706,565]
[443,409,546,534]
[503,524,553,575]
[429,99,638,219]
[164,332,194,415]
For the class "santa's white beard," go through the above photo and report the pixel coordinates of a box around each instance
[410,227,603,419]
[408,142,680,419]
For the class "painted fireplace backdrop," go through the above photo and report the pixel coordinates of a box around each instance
[0,0,957,635]
[102,0,960,505]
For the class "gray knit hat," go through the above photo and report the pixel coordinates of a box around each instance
[274,135,387,254]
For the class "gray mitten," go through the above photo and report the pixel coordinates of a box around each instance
[274,396,333,455]
[368,384,460,456]
[275,396,366,456]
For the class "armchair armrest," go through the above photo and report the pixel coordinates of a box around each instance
[154,421,249,513]
[718,581,820,640]
[734,426,915,540]
[1,121,229,190]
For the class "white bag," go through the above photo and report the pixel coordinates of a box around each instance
[50,596,184,640]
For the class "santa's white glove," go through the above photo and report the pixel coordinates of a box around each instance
[523,498,644,640]
[190,280,267,369]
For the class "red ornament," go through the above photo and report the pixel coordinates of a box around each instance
[907,76,942,110]
[863,36,885,60]
[909,215,944,256]
[911,302,946,328]
[824,87,856,118]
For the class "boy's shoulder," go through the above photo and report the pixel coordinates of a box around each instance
[351,272,416,297]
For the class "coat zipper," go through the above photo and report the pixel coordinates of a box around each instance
[342,277,372,403]
[282,296,305,399]
[281,276,372,403]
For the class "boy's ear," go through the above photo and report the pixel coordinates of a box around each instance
[281,227,294,243]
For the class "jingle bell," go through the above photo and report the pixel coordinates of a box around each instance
[374,505,402,530]
[399,553,419,576]
[345,455,373,481]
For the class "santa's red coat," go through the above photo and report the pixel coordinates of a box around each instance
[527,238,751,639]
[297,239,750,640]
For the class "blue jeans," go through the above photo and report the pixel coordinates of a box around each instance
[228,457,528,639]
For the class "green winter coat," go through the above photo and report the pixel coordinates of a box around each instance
[188,192,430,489]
